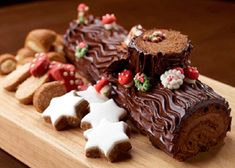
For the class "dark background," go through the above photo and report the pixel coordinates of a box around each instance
[0,0,234,167]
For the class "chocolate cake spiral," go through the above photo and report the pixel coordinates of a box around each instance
[112,80,231,160]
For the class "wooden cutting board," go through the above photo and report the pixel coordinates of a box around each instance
[0,75,234,168]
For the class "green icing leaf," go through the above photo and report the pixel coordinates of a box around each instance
[75,46,88,59]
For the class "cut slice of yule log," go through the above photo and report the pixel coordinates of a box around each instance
[63,8,232,161]
[64,13,128,83]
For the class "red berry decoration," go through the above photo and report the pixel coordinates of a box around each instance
[78,42,86,48]
[135,73,145,83]
[184,66,199,84]
[94,77,111,97]
[29,53,50,77]
[75,42,89,59]
[118,69,133,88]
[48,62,83,92]
[102,14,116,24]
[185,66,199,80]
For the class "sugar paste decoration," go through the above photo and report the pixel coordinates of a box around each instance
[77,3,89,24]
[102,14,117,30]
[160,67,185,90]
[75,42,89,59]
[134,72,151,92]
[143,30,166,43]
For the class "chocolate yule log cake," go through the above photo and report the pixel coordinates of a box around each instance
[64,6,232,161]
[112,29,231,160]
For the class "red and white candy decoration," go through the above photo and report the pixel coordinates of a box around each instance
[101,14,117,30]
[118,69,133,88]
[184,66,199,84]
[94,77,112,97]
[29,53,50,77]
[77,3,89,16]
[48,61,84,92]
[77,3,89,24]
[160,67,185,90]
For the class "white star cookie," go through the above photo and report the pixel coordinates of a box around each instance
[42,91,89,131]
[84,119,131,162]
[81,99,127,130]
[76,86,108,103]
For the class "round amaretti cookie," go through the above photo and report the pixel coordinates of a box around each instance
[33,81,67,113]
[129,29,192,79]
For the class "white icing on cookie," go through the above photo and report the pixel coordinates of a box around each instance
[42,91,85,125]
[81,99,126,128]
[76,86,108,103]
[84,119,130,157]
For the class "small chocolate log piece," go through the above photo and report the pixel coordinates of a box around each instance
[113,81,231,161]
[0,54,17,75]
[129,29,192,79]
[16,48,36,65]
[25,29,57,52]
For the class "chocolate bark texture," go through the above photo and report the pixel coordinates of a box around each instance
[129,29,192,80]
[64,15,128,83]
[111,80,231,161]
[64,21,232,161]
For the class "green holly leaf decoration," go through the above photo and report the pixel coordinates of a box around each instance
[75,42,88,59]
[134,73,151,92]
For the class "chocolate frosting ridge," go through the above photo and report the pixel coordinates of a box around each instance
[112,79,231,155]
[64,16,128,82]
[64,20,232,160]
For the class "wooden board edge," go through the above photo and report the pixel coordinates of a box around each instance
[0,113,89,168]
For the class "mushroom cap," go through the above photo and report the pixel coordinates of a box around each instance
[118,70,133,85]
[102,14,116,24]
[77,3,89,12]
[185,66,199,80]
[94,78,109,92]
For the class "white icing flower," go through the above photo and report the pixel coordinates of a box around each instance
[160,69,185,90]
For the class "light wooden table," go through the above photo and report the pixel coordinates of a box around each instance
[0,75,234,168]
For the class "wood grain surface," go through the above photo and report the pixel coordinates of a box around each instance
[0,75,234,168]
[0,0,234,167]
